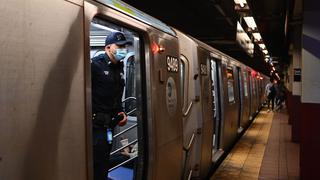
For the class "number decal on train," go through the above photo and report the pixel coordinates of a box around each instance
[166,56,179,72]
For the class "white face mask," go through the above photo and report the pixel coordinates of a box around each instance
[113,48,128,61]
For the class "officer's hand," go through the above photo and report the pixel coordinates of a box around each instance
[117,112,127,126]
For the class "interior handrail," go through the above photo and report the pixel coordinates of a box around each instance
[113,123,137,139]
[108,155,138,172]
[122,96,136,103]
[110,139,138,156]
[126,108,137,116]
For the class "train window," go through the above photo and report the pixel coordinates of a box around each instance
[210,59,221,149]
[180,58,185,104]
[124,52,136,115]
[89,17,141,179]
[210,60,218,118]
[180,55,189,111]
[243,71,248,97]
[227,67,235,103]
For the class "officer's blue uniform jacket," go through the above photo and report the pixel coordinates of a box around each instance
[91,53,125,117]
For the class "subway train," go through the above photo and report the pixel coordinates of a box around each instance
[0,0,268,180]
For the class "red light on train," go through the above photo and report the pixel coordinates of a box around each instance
[251,71,257,77]
[151,42,165,54]
[151,42,160,54]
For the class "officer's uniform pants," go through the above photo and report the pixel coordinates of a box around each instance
[93,127,112,180]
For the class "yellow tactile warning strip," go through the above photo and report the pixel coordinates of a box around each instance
[211,108,274,180]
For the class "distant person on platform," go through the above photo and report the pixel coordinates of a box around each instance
[275,80,287,111]
[91,31,131,180]
[265,79,276,112]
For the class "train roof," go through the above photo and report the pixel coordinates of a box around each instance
[187,33,268,77]
[95,0,176,36]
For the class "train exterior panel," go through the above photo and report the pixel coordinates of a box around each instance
[240,68,251,127]
[174,29,204,179]
[221,59,241,150]
[0,0,269,180]
[196,47,214,178]
[0,1,86,180]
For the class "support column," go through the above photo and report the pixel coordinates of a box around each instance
[300,1,320,179]
[290,23,302,143]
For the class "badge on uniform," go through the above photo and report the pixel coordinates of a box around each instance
[104,71,109,75]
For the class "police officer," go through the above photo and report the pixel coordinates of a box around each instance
[91,32,130,180]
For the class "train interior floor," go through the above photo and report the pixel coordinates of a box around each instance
[211,107,300,180]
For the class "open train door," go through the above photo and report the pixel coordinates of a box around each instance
[85,1,183,179]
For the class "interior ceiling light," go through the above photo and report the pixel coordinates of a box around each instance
[234,0,247,8]
[243,16,257,30]
[265,55,270,58]
[259,44,266,49]
[265,58,269,62]
[91,23,119,32]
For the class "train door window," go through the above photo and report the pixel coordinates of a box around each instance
[210,58,220,149]
[243,71,248,97]
[227,67,235,103]
[180,55,189,110]
[236,67,243,131]
[90,17,142,179]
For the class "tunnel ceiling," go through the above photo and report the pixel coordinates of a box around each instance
[122,0,296,76]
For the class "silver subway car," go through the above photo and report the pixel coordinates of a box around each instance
[0,0,268,180]
[175,29,269,179]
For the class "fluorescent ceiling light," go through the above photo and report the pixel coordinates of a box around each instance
[234,0,247,8]
[252,33,262,41]
[265,55,270,58]
[259,44,266,49]
[262,49,268,54]
[236,21,253,56]
[237,21,244,32]
[248,43,254,49]
[244,16,257,30]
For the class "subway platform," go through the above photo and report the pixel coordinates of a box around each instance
[211,107,300,180]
